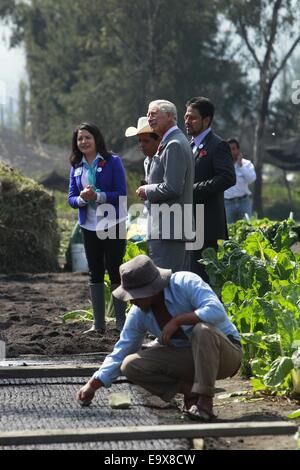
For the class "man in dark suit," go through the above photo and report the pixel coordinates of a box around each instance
[185,96,236,283]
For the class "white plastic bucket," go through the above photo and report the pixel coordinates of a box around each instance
[0,340,5,361]
[71,243,89,272]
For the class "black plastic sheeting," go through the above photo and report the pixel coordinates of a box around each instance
[0,377,189,450]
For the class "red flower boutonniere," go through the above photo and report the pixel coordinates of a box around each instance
[98,160,106,168]
[199,149,207,157]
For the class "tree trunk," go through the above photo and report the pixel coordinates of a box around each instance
[282,170,293,207]
[253,81,271,215]
[253,120,264,215]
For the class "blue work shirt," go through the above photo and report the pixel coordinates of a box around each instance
[93,271,240,386]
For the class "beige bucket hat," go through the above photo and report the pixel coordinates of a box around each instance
[113,255,172,301]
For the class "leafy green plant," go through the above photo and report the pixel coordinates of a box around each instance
[61,240,147,325]
[202,217,300,394]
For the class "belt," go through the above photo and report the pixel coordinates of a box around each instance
[227,334,242,348]
[225,195,249,202]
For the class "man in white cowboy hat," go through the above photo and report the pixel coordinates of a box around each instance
[125,116,161,186]
[76,254,242,421]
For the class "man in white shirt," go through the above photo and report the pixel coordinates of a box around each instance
[224,139,256,224]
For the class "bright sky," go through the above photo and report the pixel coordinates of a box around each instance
[0,21,26,107]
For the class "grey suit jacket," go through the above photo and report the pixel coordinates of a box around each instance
[145,128,195,241]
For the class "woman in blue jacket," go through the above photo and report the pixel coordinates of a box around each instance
[68,122,127,333]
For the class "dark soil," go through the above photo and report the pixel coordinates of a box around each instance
[0,271,299,450]
[0,272,120,357]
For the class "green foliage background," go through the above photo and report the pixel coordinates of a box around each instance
[1,0,251,147]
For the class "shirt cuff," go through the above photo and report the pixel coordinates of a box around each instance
[144,184,157,200]
[77,196,88,207]
[92,370,111,387]
[96,192,107,204]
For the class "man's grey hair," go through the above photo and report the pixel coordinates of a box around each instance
[149,100,177,122]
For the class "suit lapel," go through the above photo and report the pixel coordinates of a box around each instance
[194,131,212,159]
[154,128,181,159]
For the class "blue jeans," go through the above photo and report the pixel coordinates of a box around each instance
[225,196,252,224]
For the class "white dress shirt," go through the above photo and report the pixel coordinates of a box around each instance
[224,158,256,199]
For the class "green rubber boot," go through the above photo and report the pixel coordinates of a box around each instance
[83,282,105,334]
[111,284,127,332]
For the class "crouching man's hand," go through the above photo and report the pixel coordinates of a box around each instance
[76,377,103,406]
[160,318,180,345]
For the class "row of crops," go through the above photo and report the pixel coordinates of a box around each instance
[202,218,300,395]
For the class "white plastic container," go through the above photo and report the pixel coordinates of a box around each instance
[0,340,5,361]
[71,243,89,272]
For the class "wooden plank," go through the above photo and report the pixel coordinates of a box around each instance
[9,352,108,360]
[0,364,101,379]
[0,422,297,446]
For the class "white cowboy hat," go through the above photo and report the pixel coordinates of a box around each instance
[125,116,152,137]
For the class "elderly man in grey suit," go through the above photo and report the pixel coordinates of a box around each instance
[136,100,194,272]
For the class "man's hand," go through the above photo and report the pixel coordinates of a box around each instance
[159,318,180,345]
[237,153,243,166]
[76,378,102,406]
[136,186,148,201]
[80,185,97,201]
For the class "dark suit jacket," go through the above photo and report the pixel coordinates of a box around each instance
[193,131,235,241]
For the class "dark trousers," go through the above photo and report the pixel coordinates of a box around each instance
[81,226,126,284]
[190,240,218,284]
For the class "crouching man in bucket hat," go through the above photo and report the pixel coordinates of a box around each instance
[76,255,242,421]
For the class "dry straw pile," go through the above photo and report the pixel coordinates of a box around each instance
[0,161,60,273]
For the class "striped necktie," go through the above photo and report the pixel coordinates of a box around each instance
[155,141,165,156]
[190,140,198,156]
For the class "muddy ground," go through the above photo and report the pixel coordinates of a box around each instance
[0,271,299,450]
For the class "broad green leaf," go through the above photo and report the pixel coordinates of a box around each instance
[263,356,294,387]
[241,332,268,350]
[292,348,300,369]
[222,282,238,304]
[251,358,269,377]
[251,377,267,392]
[274,253,295,280]
[287,409,300,419]
[61,309,92,323]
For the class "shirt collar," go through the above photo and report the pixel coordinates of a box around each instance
[82,153,103,166]
[193,127,211,148]
[161,125,178,143]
